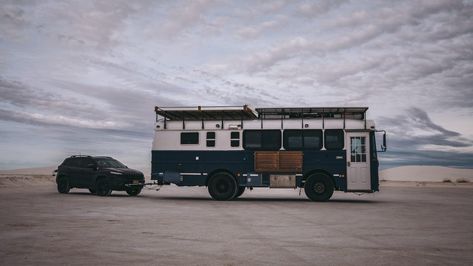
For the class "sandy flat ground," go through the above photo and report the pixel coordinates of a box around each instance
[0,179,472,265]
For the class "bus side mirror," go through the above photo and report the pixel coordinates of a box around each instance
[376,130,387,152]
[377,130,388,152]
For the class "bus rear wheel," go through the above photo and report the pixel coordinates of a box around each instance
[208,172,238,201]
[304,173,334,202]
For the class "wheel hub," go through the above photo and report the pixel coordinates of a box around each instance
[216,180,229,193]
[314,182,325,194]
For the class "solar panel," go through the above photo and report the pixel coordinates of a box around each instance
[155,105,258,120]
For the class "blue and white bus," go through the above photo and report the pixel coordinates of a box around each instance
[151,106,386,201]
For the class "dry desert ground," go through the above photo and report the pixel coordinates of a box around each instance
[0,174,472,266]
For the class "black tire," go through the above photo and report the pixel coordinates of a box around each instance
[304,173,334,202]
[57,176,70,194]
[234,186,246,198]
[89,188,96,194]
[208,172,238,201]
[95,178,112,196]
[125,186,143,196]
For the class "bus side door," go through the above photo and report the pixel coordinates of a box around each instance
[346,132,371,191]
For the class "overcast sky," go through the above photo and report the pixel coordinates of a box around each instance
[1,0,472,172]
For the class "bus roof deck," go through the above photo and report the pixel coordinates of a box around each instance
[155,106,368,121]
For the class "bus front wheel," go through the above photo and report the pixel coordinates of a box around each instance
[304,173,334,201]
[208,172,238,201]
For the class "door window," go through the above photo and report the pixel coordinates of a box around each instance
[350,136,366,162]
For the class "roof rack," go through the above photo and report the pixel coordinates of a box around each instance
[155,106,368,122]
[155,105,258,121]
[255,107,368,120]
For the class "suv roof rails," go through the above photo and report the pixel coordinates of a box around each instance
[70,155,92,158]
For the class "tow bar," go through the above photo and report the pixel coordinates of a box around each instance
[125,181,162,191]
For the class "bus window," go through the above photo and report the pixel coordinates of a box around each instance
[206,132,215,147]
[181,132,199,144]
[284,130,322,150]
[230,131,240,147]
[324,129,344,150]
[304,130,322,150]
[284,130,303,150]
[243,130,281,150]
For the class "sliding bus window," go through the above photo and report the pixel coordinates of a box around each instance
[283,130,322,150]
[243,130,281,150]
[324,129,344,150]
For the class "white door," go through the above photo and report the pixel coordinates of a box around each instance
[346,132,371,191]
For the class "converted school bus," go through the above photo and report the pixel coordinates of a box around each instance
[151,106,387,201]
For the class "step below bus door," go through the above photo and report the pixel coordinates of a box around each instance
[346,132,371,191]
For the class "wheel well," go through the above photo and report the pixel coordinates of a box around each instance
[95,175,107,183]
[205,169,235,186]
[303,169,335,187]
[56,174,65,183]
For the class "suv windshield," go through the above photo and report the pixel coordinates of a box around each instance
[95,158,126,168]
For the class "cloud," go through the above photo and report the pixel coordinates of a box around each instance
[0,0,472,170]
[296,0,347,17]
[241,0,469,73]
[379,149,473,169]
[381,107,471,147]
[158,0,214,38]
[236,20,281,39]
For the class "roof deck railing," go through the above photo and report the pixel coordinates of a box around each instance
[155,105,368,121]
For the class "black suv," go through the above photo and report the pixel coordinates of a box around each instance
[55,156,145,196]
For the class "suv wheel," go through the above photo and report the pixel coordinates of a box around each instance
[57,176,70,194]
[125,186,143,196]
[96,178,112,196]
[208,172,238,201]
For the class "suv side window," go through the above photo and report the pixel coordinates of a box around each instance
[62,158,74,166]
[68,158,81,167]
[78,158,94,168]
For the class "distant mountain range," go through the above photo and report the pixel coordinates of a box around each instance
[0,166,56,176]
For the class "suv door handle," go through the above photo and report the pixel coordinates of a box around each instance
[347,162,351,167]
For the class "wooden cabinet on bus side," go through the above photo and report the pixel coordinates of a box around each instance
[254,151,302,174]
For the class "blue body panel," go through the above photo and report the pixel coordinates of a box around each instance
[302,150,347,191]
[151,150,354,191]
[370,132,380,192]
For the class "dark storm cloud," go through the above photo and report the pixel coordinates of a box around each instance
[0,108,150,139]
[0,77,101,116]
[380,107,471,148]
[380,149,473,169]
[377,107,473,168]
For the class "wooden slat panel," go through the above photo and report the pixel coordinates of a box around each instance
[255,151,303,173]
[254,151,279,172]
[279,151,303,172]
